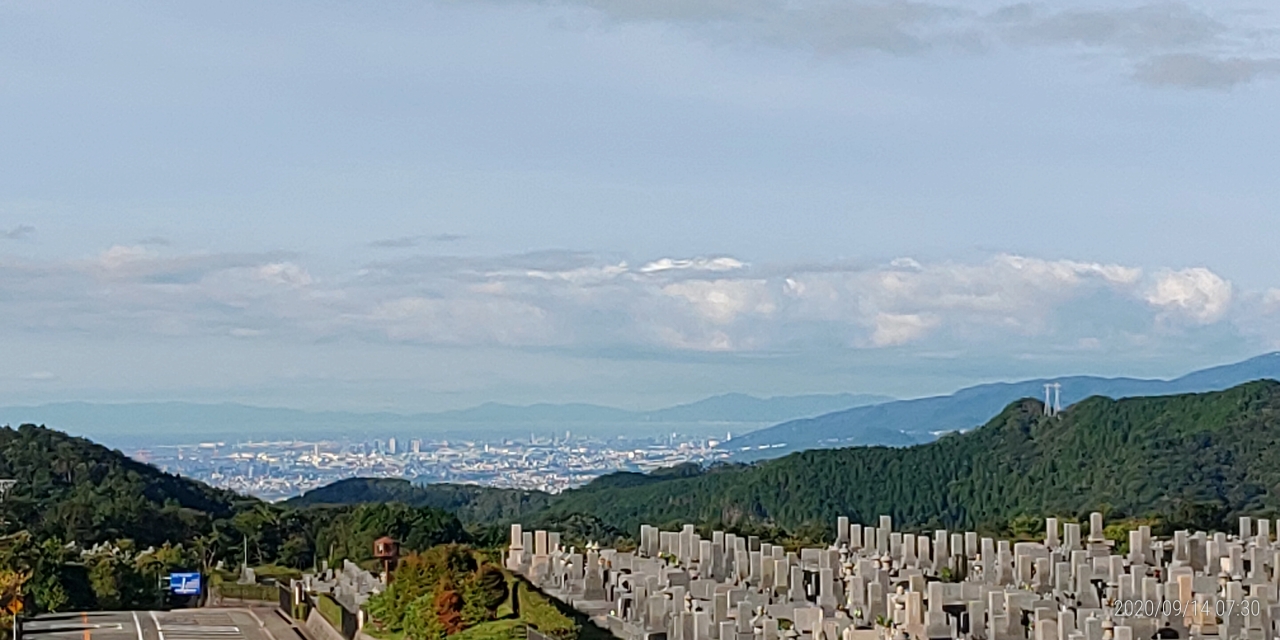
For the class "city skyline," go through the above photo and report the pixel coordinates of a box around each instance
[137,431,734,501]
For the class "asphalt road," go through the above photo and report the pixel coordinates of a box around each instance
[23,608,304,640]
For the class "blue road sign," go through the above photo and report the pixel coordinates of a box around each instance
[170,572,202,596]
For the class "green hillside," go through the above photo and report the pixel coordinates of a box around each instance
[533,380,1280,536]
[0,423,248,546]
[287,478,553,524]
[0,424,472,615]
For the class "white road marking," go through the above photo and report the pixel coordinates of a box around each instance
[157,627,242,635]
[30,623,123,633]
[149,611,165,640]
[157,632,244,638]
[246,610,265,629]
[147,613,245,640]
[132,612,145,640]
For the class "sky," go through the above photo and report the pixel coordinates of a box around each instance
[2,0,1279,411]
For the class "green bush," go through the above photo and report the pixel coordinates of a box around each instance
[450,620,526,640]
[516,582,578,640]
[402,593,446,640]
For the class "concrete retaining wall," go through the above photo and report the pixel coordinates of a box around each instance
[306,610,348,640]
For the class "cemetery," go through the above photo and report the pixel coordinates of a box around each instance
[506,514,1280,639]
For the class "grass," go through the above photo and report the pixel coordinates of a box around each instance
[359,628,407,640]
[450,620,527,640]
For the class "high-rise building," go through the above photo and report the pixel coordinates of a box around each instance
[411,439,422,454]
[387,437,398,455]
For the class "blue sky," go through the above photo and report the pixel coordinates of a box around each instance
[2,0,1279,411]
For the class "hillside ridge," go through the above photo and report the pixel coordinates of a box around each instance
[531,380,1280,536]
[726,351,1280,457]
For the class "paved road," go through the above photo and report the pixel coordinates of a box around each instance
[23,608,307,640]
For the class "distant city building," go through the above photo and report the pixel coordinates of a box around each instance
[141,432,730,501]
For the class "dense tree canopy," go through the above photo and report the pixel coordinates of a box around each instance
[0,424,470,614]
[534,381,1280,537]
[287,478,552,525]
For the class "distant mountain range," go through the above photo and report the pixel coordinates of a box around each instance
[429,392,893,424]
[12,351,1280,453]
[281,381,1280,537]
[0,392,892,446]
[723,351,1280,459]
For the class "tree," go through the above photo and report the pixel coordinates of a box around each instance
[433,580,465,636]
[279,535,313,570]
[471,565,508,614]
[0,568,29,622]
[89,555,125,610]
[403,594,446,640]
[461,565,506,626]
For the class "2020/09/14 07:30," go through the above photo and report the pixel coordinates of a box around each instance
[1113,598,1262,618]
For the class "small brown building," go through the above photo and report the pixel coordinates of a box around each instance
[374,536,400,580]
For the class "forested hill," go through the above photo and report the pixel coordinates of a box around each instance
[286,478,553,523]
[726,351,1280,457]
[0,423,248,546]
[534,380,1280,535]
[0,423,481,615]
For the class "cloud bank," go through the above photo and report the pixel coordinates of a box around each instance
[3,247,1277,358]
[512,0,1280,89]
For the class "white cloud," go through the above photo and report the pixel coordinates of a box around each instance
[98,245,152,270]
[20,371,58,381]
[995,254,1142,285]
[521,261,629,284]
[640,256,746,273]
[1145,267,1233,324]
[889,257,923,271]
[869,312,939,347]
[0,247,1268,356]
[661,279,775,324]
[255,262,314,287]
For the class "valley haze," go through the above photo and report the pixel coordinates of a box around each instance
[0,392,891,448]
[6,353,1279,453]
